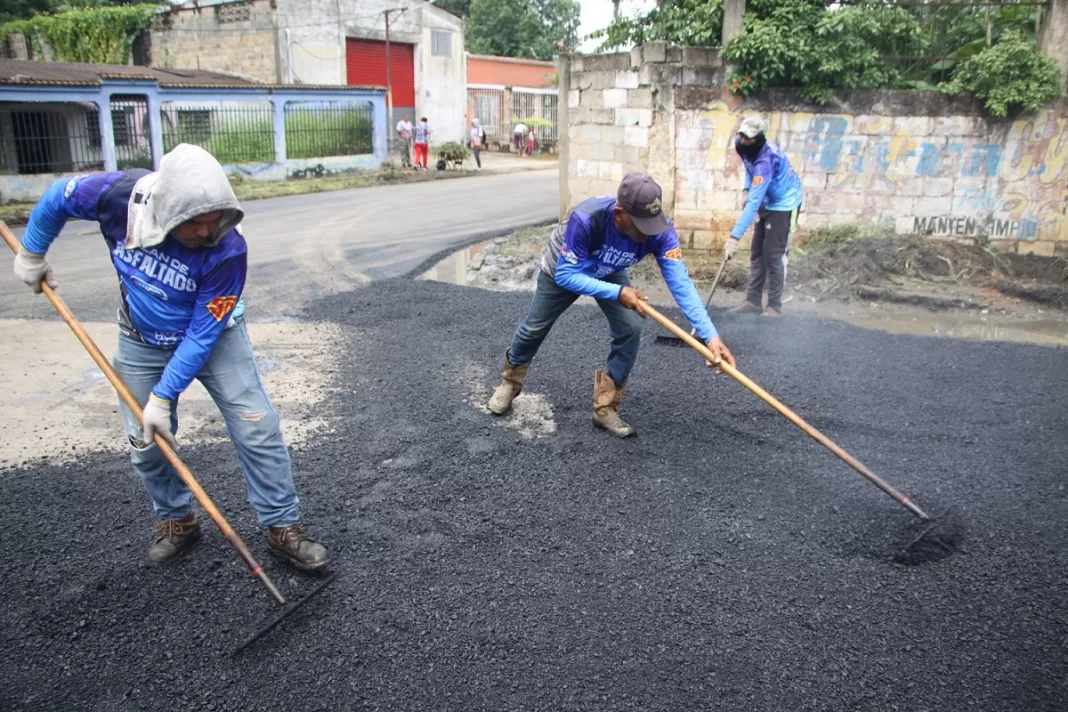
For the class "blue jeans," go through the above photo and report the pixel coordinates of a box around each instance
[508,269,642,387]
[112,320,300,527]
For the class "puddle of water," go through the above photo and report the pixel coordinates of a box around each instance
[420,241,494,285]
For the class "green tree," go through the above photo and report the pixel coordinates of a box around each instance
[429,0,471,18]
[466,0,580,60]
[940,30,1062,117]
[0,0,56,23]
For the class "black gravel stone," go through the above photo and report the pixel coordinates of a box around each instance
[1,278,1066,711]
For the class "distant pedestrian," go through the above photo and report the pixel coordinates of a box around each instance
[723,116,804,317]
[413,117,431,170]
[527,126,536,156]
[396,114,413,169]
[513,122,528,157]
[470,118,486,169]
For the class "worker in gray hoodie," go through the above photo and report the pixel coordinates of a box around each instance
[13,144,328,571]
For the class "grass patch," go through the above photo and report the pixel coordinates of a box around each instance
[0,202,34,228]
[794,218,896,254]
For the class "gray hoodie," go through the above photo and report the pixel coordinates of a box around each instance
[125,143,244,251]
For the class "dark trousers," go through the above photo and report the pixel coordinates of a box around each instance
[508,270,642,387]
[746,208,798,311]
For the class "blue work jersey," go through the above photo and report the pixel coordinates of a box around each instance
[730,140,804,239]
[21,171,248,401]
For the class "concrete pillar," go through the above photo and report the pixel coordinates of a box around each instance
[271,98,287,167]
[99,94,117,173]
[557,52,570,221]
[722,0,746,47]
[1040,0,1068,94]
[145,93,164,170]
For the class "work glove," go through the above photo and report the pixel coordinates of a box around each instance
[723,238,740,260]
[142,394,177,449]
[13,247,57,294]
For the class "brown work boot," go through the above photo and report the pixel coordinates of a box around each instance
[592,369,635,438]
[762,305,782,317]
[487,349,531,415]
[267,524,328,571]
[730,301,762,314]
[145,513,201,566]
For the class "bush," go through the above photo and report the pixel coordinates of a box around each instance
[721,1,925,104]
[940,31,1062,118]
[436,141,471,164]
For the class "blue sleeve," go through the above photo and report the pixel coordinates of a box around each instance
[730,161,772,239]
[552,212,625,301]
[21,173,119,253]
[152,254,247,401]
[654,232,718,341]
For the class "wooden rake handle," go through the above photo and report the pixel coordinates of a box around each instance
[2,222,286,604]
[637,301,930,521]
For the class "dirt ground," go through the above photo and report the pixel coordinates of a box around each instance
[428,227,1068,348]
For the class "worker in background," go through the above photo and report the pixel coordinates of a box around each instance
[723,116,804,317]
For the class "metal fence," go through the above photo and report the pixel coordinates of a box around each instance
[468,87,559,153]
[0,103,104,175]
[161,101,275,164]
[284,101,374,159]
[837,0,1051,86]
[111,94,152,170]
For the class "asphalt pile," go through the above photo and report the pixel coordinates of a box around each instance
[2,278,1066,711]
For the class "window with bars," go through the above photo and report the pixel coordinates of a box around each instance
[431,30,453,58]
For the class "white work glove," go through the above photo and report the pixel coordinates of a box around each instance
[723,238,740,260]
[142,394,176,448]
[13,247,57,294]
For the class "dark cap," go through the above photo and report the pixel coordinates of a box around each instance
[617,172,670,235]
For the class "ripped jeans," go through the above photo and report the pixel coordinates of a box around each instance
[113,320,300,527]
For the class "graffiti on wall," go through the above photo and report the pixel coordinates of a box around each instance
[698,101,1068,242]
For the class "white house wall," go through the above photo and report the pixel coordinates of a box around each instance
[275,0,465,143]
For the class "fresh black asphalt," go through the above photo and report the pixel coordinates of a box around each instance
[2,278,1066,711]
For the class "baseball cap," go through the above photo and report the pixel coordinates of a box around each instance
[738,116,767,138]
[617,172,670,236]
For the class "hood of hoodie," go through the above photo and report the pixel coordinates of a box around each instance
[125,143,244,250]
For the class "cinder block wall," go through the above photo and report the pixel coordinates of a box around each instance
[568,43,1068,256]
[151,1,279,84]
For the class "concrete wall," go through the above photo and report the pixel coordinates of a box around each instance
[468,55,556,88]
[567,43,1068,256]
[151,1,280,83]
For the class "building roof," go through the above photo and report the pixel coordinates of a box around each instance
[0,59,384,92]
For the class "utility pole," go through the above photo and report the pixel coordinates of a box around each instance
[383,8,406,133]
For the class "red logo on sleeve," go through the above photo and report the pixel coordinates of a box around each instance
[206,295,238,321]
[752,175,764,187]
[664,248,682,261]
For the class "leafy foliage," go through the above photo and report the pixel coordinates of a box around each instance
[429,0,471,18]
[436,141,471,168]
[0,4,157,64]
[589,0,724,52]
[940,31,1062,118]
[465,0,580,60]
[720,1,925,104]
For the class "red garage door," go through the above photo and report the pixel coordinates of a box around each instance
[345,38,415,107]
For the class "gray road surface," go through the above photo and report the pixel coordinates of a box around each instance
[1,170,557,322]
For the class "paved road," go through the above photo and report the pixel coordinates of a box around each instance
[1,169,557,322]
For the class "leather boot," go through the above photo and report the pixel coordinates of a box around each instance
[592,369,635,438]
[730,300,762,314]
[267,523,329,571]
[487,349,531,415]
[145,513,201,566]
